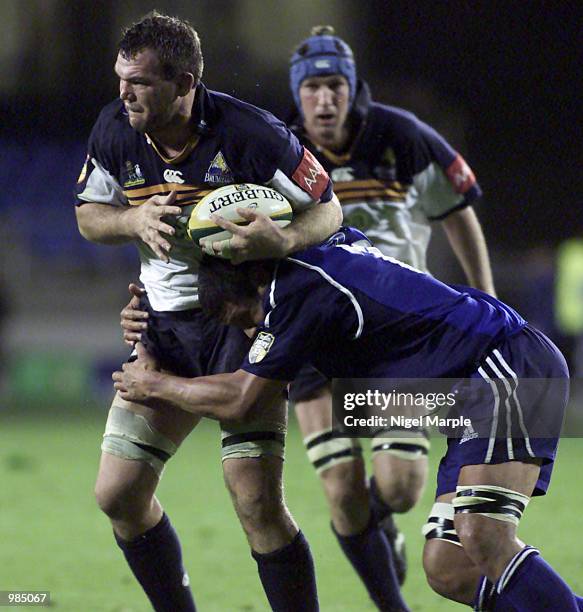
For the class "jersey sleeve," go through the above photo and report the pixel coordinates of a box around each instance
[241,292,325,381]
[409,118,482,220]
[241,111,333,211]
[241,263,359,380]
[75,110,127,207]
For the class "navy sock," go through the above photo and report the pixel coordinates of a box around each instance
[333,517,409,612]
[114,513,196,612]
[495,546,578,611]
[369,476,393,522]
[252,530,318,612]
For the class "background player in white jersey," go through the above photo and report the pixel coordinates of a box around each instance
[75,12,342,612]
[286,25,496,606]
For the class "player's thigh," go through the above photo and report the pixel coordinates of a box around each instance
[97,392,201,491]
[457,459,541,495]
[113,391,202,444]
[294,381,333,436]
[221,394,288,502]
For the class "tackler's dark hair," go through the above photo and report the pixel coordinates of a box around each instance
[197,255,274,319]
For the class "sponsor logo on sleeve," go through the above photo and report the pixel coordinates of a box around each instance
[248,332,275,364]
[446,154,476,194]
[292,148,329,200]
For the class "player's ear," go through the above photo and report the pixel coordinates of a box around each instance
[175,72,195,97]
[248,262,274,294]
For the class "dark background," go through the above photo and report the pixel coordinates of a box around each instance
[3,0,581,246]
[0,0,581,395]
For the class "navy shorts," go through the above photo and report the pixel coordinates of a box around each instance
[135,295,250,377]
[436,325,569,497]
[288,364,329,403]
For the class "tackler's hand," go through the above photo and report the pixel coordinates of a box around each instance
[120,284,148,346]
[112,343,159,403]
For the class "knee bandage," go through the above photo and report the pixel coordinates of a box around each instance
[221,421,287,461]
[452,485,530,525]
[304,428,362,475]
[101,405,178,477]
[422,502,461,546]
[371,427,430,460]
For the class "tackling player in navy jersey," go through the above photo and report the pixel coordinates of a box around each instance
[75,12,342,612]
[285,25,495,604]
[114,241,581,612]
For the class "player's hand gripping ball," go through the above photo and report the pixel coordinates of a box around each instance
[187,184,293,258]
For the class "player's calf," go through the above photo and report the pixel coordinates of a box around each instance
[422,500,479,605]
[223,449,319,611]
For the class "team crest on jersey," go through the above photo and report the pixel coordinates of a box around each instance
[122,161,146,187]
[248,332,275,364]
[204,151,234,185]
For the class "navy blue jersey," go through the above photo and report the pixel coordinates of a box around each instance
[76,84,333,311]
[243,240,525,381]
[290,81,482,271]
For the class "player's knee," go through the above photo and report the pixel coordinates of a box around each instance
[323,461,366,506]
[453,485,529,572]
[374,461,427,512]
[321,462,368,528]
[224,458,285,533]
[378,476,422,513]
[455,517,500,571]
[94,478,149,521]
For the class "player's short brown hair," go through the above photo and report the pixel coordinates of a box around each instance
[119,11,203,83]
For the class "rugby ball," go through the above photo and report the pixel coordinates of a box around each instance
[187,183,293,247]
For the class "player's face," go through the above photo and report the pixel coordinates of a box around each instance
[300,75,350,149]
[115,49,180,133]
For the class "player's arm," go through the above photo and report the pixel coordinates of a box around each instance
[280,192,343,253]
[410,116,495,295]
[76,192,182,262]
[112,343,286,422]
[210,193,342,263]
[440,205,496,296]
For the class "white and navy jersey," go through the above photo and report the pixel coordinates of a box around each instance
[243,240,524,381]
[290,81,482,272]
[76,84,333,311]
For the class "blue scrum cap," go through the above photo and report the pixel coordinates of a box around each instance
[289,25,356,113]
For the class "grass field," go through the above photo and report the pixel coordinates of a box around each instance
[2,408,582,612]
